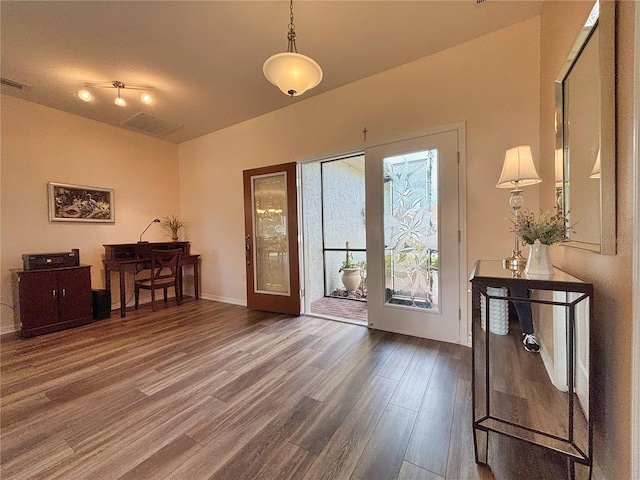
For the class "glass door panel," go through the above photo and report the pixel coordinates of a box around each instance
[383,149,439,310]
[253,173,290,295]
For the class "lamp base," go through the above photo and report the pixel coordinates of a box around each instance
[502,251,527,271]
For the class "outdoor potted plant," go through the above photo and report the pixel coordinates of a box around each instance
[161,215,186,241]
[339,242,361,292]
[512,209,572,275]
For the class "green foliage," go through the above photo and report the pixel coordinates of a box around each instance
[161,215,186,237]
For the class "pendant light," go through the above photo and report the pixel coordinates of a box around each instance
[113,81,127,107]
[263,0,322,98]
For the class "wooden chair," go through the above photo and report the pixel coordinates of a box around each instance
[134,249,182,311]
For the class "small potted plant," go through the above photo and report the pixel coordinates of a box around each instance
[339,242,361,292]
[161,215,186,241]
[512,209,573,275]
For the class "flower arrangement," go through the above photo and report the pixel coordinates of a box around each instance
[160,215,186,241]
[512,209,573,246]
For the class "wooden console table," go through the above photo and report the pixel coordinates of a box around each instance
[103,242,200,317]
[470,260,593,479]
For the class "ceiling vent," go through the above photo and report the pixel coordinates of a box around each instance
[1,77,31,92]
[120,112,182,137]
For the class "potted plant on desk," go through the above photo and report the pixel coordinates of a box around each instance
[161,215,186,241]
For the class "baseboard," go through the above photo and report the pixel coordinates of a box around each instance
[201,293,246,307]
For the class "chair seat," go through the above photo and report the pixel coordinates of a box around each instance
[135,275,176,289]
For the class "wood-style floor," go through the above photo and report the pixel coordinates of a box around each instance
[1,299,570,479]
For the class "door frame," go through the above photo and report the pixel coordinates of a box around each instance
[298,122,468,345]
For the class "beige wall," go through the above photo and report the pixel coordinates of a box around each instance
[179,18,541,320]
[0,96,180,334]
[540,1,635,478]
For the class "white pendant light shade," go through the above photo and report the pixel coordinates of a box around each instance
[496,145,542,188]
[114,93,127,107]
[263,52,323,97]
[140,92,152,104]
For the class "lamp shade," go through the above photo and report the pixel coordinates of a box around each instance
[589,149,601,178]
[496,145,542,188]
[263,52,323,97]
[555,148,564,187]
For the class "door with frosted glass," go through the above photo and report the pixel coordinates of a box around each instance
[243,162,300,315]
[365,131,461,342]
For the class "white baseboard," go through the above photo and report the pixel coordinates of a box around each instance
[200,293,246,307]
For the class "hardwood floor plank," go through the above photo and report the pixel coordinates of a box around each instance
[404,345,461,476]
[397,461,445,480]
[0,299,577,480]
[211,395,320,480]
[302,329,394,402]
[118,434,202,480]
[289,337,395,455]
[0,435,75,480]
[301,376,399,480]
[445,379,495,480]
[350,403,417,480]
[389,338,440,411]
[254,442,318,480]
[377,335,421,381]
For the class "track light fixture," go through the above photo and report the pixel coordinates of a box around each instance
[77,80,154,107]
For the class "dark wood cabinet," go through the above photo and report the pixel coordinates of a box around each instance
[12,265,92,337]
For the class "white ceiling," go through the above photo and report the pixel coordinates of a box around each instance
[1,1,543,144]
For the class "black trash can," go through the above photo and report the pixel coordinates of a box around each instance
[92,289,111,320]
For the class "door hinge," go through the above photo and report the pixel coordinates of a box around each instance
[459,309,462,320]
[458,230,461,242]
[300,289,304,298]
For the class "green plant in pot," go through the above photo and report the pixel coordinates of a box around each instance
[161,215,186,241]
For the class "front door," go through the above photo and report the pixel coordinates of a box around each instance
[365,130,461,343]
[243,162,300,315]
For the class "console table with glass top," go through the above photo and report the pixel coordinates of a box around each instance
[469,260,594,479]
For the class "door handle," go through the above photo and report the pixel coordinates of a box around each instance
[245,234,251,266]
[62,288,66,298]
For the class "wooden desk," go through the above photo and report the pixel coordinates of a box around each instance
[103,242,200,317]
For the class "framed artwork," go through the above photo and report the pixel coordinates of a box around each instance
[48,182,115,223]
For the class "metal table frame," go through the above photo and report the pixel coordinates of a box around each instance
[470,260,594,479]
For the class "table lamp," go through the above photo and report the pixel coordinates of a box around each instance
[496,145,541,270]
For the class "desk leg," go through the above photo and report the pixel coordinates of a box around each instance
[194,260,200,299]
[119,270,127,318]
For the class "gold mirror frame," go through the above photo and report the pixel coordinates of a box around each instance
[555,0,616,254]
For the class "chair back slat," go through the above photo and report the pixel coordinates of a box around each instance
[151,249,181,283]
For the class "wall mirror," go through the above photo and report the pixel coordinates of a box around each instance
[555,0,616,254]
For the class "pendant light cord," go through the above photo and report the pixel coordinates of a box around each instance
[287,0,298,53]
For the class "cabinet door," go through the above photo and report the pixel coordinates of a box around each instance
[58,268,91,322]
[18,271,59,330]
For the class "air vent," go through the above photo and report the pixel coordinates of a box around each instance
[120,112,182,137]
[475,0,488,4]
[1,77,31,91]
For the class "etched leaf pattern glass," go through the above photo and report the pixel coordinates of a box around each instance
[383,150,439,310]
